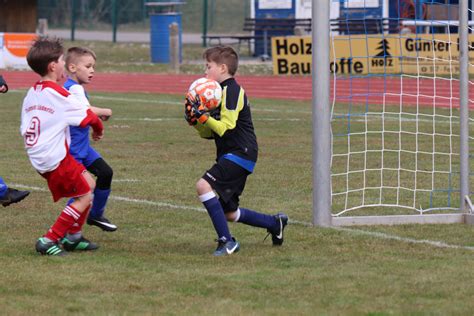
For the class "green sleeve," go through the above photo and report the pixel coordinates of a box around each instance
[205,87,245,137]
[194,122,214,139]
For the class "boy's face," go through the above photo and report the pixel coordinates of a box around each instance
[205,61,226,83]
[68,54,96,84]
[50,54,65,82]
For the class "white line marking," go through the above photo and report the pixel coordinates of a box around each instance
[112,179,140,183]
[11,90,467,124]
[11,183,474,251]
[114,117,303,122]
[335,227,474,251]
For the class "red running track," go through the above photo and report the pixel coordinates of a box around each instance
[3,70,473,108]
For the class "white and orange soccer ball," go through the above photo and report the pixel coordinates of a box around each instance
[187,77,222,111]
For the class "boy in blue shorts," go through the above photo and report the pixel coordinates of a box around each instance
[0,74,30,207]
[63,47,117,232]
[185,46,288,256]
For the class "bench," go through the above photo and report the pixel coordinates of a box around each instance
[202,34,255,53]
[203,18,312,59]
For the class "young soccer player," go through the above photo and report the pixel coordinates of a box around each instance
[63,47,117,232]
[185,46,288,256]
[0,74,30,207]
[21,37,104,256]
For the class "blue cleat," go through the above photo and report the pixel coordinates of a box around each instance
[213,237,240,256]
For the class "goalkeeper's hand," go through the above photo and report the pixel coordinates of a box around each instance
[184,99,197,126]
[185,93,208,124]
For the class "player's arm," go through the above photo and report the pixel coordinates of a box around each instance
[0,75,9,93]
[64,96,104,140]
[90,106,112,121]
[195,88,245,137]
[79,109,104,140]
[194,122,214,139]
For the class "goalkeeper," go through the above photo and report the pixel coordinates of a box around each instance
[185,46,288,256]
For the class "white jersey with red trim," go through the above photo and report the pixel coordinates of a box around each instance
[20,81,90,173]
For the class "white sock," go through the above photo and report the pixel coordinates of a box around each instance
[233,208,241,222]
[66,232,82,241]
[199,191,216,203]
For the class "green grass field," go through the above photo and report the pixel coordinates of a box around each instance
[1,89,474,315]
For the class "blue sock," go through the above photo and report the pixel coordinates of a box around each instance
[238,207,276,230]
[0,177,8,198]
[89,188,111,219]
[200,192,232,241]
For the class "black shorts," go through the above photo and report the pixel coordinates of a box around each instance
[202,158,250,213]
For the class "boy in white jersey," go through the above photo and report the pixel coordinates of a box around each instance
[21,37,104,256]
[63,47,117,232]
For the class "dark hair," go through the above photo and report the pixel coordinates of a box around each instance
[26,37,64,76]
[65,47,97,69]
[203,46,239,76]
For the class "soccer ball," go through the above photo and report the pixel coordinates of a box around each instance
[187,77,222,111]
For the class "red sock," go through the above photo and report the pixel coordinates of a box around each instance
[68,205,90,234]
[44,205,81,241]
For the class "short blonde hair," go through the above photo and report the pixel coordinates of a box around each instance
[65,47,97,69]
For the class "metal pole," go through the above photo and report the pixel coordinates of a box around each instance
[71,0,76,41]
[169,22,180,73]
[416,0,424,34]
[459,0,470,213]
[112,0,118,43]
[313,0,332,226]
[202,0,208,47]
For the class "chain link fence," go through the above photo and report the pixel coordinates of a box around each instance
[38,0,249,34]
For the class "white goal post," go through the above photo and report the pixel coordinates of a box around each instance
[312,0,473,226]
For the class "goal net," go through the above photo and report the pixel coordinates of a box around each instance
[329,0,473,225]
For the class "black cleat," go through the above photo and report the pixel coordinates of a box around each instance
[35,237,67,256]
[1,188,30,207]
[87,216,117,232]
[61,236,99,251]
[266,213,289,246]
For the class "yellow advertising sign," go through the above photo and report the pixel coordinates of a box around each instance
[272,34,474,75]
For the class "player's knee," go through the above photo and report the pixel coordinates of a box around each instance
[88,178,96,192]
[196,178,211,195]
[225,211,238,222]
[93,159,113,189]
[97,165,113,189]
[72,192,93,212]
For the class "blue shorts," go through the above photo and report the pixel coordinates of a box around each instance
[72,146,102,168]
